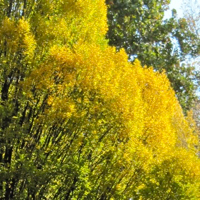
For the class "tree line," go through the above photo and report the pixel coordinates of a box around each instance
[0,0,200,199]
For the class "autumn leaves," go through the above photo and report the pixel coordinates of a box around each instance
[0,0,200,199]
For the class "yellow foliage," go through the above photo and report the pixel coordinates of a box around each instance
[30,0,107,47]
[2,0,199,198]
[24,40,199,174]
[0,18,36,58]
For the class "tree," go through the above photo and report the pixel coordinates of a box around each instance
[181,0,200,131]
[182,0,200,38]
[1,0,200,199]
[106,0,200,112]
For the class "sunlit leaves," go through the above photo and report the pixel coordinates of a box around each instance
[0,0,200,199]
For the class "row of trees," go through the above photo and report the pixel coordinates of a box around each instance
[0,0,200,199]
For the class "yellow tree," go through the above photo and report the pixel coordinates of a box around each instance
[0,0,200,199]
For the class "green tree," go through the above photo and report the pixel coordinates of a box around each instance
[106,0,200,112]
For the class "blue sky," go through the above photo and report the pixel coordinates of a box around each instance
[165,0,183,19]
[170,0,183,16]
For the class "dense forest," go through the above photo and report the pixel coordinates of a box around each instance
[0,0,200,199]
